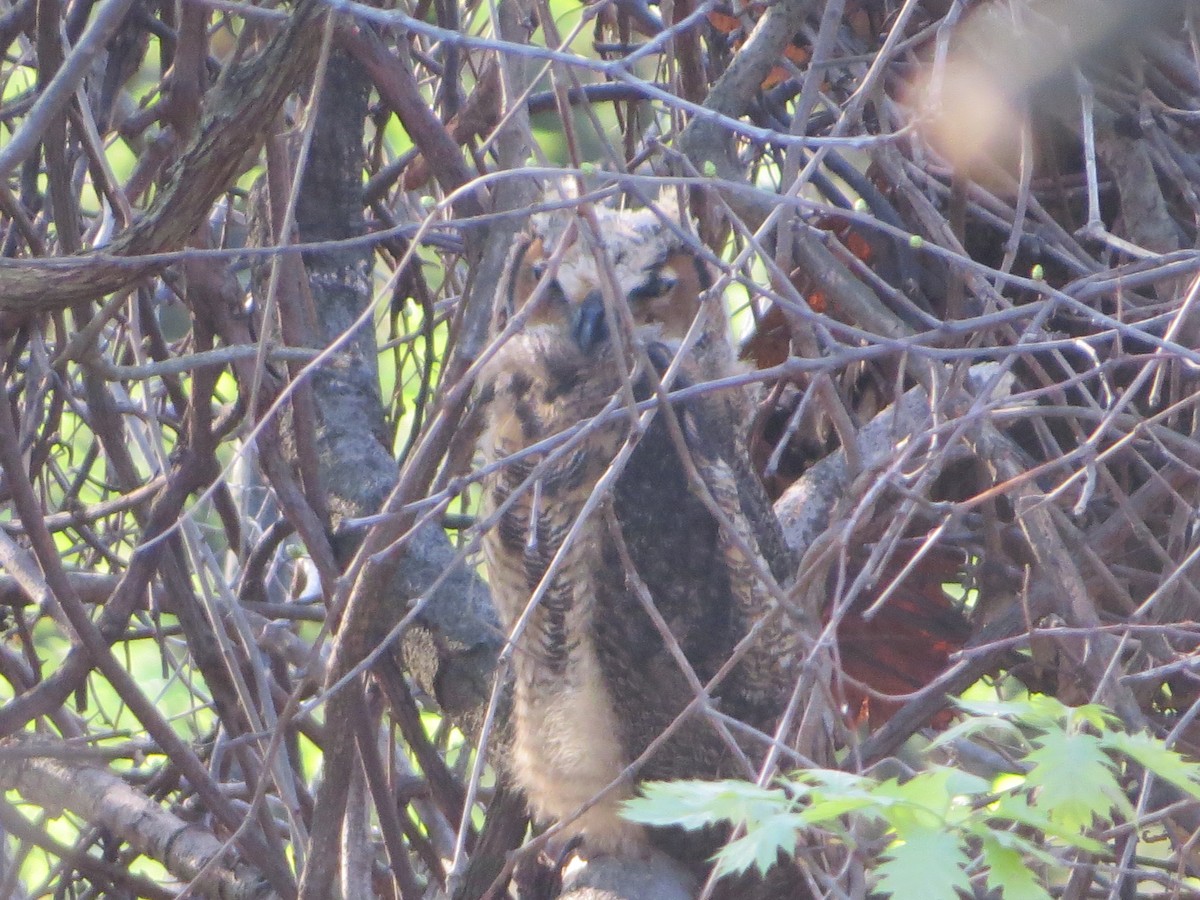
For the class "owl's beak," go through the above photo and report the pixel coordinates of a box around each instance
[571,291,608,353]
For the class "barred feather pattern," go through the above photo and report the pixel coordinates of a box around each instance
[478,327,648,854]
[684,416,805,714]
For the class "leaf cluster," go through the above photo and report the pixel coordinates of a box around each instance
[625,697,1200,899]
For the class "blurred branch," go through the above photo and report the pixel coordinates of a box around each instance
[0,0,325,312]
[0,736,277,900]
[0,0,138,179]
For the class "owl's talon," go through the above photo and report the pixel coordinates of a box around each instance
[544,833,585,871]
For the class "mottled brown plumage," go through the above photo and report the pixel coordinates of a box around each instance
[476,196,800,863]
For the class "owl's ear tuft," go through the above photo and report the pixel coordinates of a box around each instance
[639,188,699,247]
[494,236,535,333]
[543,174,581,205]
[652,188,684,226]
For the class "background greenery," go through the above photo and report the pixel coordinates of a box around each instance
[1,0,1199,897]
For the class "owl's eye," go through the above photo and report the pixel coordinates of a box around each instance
[628,271,678,303]
[527,261,567,308]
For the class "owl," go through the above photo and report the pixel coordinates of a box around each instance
[475,192,801,862]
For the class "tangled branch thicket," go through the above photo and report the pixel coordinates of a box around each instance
[1,0,1199,896]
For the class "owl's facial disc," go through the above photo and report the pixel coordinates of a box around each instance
[508,203,714,356]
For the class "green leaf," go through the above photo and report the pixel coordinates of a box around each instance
[876,828,971,899]
[869,779,940,831]
[786,769,880,825]
[790,769,873,793]
[989,794,1106,853]
[621,782,726,830]
[1104,731,1200,801]
[979,834,1052,900]
[976,827,1060,869]
[792,768,868,787]
[926,713,1025,751]
[622,780,787,831]
[939,766,994,799]
[954,695,1063,730]
[870,767,989,829]
[953,696,1043,719]
[704,781,790,826]
[1024,729,1130,829]
[1065,703,1120,732]
[799,793,881,826]
[712,813,804,878]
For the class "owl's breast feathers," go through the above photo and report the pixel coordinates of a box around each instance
[479,328,645,854]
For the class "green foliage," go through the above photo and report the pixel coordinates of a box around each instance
[623,696,1200,898]
[876,827,972,899]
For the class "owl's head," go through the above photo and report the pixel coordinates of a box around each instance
[494,192,716,356]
